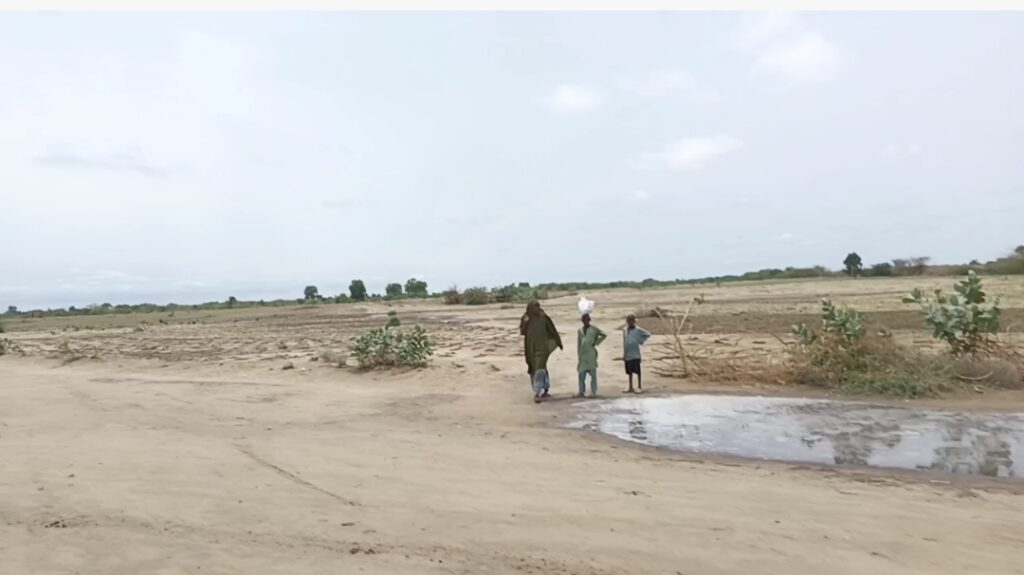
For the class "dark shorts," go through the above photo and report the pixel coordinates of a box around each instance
[625,359,641,375]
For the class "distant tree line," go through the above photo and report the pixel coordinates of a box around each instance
[6,246,1024,318]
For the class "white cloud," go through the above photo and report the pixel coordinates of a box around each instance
[882,142,922,160]
[544,84,603,114]
[734,12,798,48]
[631,135,742,172]
[754,32,840,85]
[617,70,718,102]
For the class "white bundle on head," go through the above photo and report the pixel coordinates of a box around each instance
[577,296,595,316]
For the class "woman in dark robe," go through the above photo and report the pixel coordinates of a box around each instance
[519,300,563,402]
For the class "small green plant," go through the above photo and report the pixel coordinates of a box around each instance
[792,299,864,347]
[386,311,401,328]
[393,326,434,367]
[350,326,434,369]
[903,270,1000,356]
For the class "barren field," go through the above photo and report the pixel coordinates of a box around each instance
[3,277,1024,574]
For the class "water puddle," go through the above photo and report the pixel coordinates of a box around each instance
[567,395,1024,479]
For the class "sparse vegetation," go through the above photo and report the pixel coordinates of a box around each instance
[350,325,434,369]
[903,271,1001,356]
[492,284,549,303]
[461,287,493,306]
[789,299,952,398]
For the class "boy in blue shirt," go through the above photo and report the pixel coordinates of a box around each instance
[622,314,651,393]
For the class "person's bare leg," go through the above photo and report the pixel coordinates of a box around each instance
[624,372,634,393]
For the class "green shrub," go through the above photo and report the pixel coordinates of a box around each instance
[790,299,950,397]
[350,326,434,369]
[386,311,400,328]
[903,270,1000,356]
[404,278,429,298]
[868,262,894,276]
[462,287,493,305]
[492,284,549,303]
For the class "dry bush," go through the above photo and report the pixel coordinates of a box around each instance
[649,301,785,383]
[952,357,1020,389]
[319,350,348,367]
[635,306,672,319]
[442,287,462,305]
[786,335,957,398]
[650,296,1024,398]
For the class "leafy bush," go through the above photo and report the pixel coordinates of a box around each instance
[789,299,950,397]
[0,337,15,355]
[492,284,549,303]
[442,286,462,305]
[868,262,893,276]
[386,310,401,328]
[793,299,864,346]
[461,287,493,305]
[350,325,434,368]
[385,283,403,297]
[404,278,429,298]
[903,270,1000,356]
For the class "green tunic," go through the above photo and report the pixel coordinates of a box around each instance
[521,312,562,375]
[576,325,607,372]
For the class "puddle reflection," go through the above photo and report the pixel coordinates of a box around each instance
[568,396,1024,479]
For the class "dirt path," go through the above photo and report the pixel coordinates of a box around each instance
[2,356,1023,575]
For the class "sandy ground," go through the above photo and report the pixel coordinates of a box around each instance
[3,278,1024,574]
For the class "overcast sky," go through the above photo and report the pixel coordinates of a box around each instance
[1,12,1022,309]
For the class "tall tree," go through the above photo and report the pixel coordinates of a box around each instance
[303,285,320,300]
[843,252,863,277]
[404,278,428,298]
[385,283,403,297]
[349,280,367,302]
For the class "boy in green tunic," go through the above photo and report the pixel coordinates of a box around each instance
[576,313,607,398]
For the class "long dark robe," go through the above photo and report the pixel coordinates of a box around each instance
[522,311,562,376]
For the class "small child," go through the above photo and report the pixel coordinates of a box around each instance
[622,314,651,394]
[577,313,607,398]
